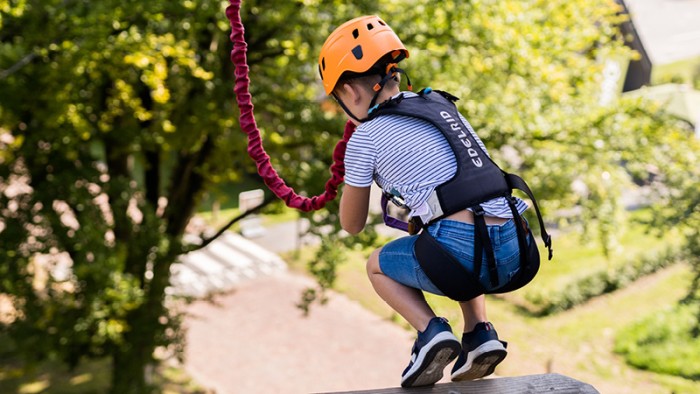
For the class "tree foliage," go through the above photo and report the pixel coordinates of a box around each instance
[642,117,700,336]
[0,0,376,392]
[1,0,699,391]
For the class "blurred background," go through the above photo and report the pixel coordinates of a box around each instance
[1,0,699,393]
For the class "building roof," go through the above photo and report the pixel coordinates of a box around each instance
[623,0,700,64]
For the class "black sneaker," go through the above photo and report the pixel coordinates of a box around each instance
[450,322,507,381]
[401,317,461,388]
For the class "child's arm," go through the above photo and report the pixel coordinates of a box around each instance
[339,185,371,235]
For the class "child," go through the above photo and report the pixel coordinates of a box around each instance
[319,16,533,387]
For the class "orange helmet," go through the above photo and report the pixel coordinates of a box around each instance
[318,15,409,95]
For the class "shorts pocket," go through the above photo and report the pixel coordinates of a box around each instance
[494,251,521,289]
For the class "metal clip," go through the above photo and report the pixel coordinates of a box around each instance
[408,217,424,235]
[408,220,417,235]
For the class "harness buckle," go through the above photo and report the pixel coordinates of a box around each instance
[384,190,407,208]
[408,217,423,235]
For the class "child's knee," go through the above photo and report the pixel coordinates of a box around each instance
[366,248,383,276]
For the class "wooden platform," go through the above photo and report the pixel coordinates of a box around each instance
[322,373,599,394]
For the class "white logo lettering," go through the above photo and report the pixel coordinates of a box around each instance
[441,109,482,167]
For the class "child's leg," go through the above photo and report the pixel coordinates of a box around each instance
[452,295,507,381]
[367,247,435,332]
[458,295,488,333]
[369,247,461,387]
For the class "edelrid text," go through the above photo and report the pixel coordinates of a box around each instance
[440,111,483,167]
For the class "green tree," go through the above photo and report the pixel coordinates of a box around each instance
[643,118,700,334]
[0,0,375,392]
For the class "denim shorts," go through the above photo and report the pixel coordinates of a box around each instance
[378,218,530,296]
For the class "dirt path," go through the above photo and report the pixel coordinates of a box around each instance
[183,271,429,394]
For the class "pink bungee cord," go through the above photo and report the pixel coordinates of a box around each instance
[225,0,354,212]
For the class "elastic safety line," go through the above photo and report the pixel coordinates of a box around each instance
[226,0,354,212]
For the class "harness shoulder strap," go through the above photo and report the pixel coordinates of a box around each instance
[472,205,499,288]
[504,173,553,260]
[371,90,511,222]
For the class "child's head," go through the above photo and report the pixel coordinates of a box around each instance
[319,15,410,123]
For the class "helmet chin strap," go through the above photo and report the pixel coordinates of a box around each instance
[332,92,368,123]
[369,63,412,110]
[332,64,412,123]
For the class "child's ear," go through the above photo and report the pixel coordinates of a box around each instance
[341,83,363,105]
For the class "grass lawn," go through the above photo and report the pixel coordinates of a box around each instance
[195,179,300,231]
[652,55,700,86]
[283,225,700,394]
[196,205,299,231]
[0,358,111,394]
[514,218,683,308]
[0,356,207,394]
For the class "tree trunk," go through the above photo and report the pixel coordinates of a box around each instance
[110,290,167,394]
[110,327,154,394]
[110,247,179,393]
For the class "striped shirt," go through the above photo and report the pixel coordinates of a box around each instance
[344,91,528,218]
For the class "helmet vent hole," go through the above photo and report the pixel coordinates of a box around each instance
[367,23,374,30]
[351,45,363,60]
[352,28,359,39]
[378,20,386,26]
[322,58,326,70]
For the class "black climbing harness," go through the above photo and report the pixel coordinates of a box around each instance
[371,88,553,301]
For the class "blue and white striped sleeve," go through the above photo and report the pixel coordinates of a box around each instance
[344,130,376,188]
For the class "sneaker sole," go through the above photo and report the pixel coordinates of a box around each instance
[401,332,461,388]
[451,340,507,381]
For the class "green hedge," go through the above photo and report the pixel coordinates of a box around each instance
[522,245,685,316]
[615,304,700,380]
